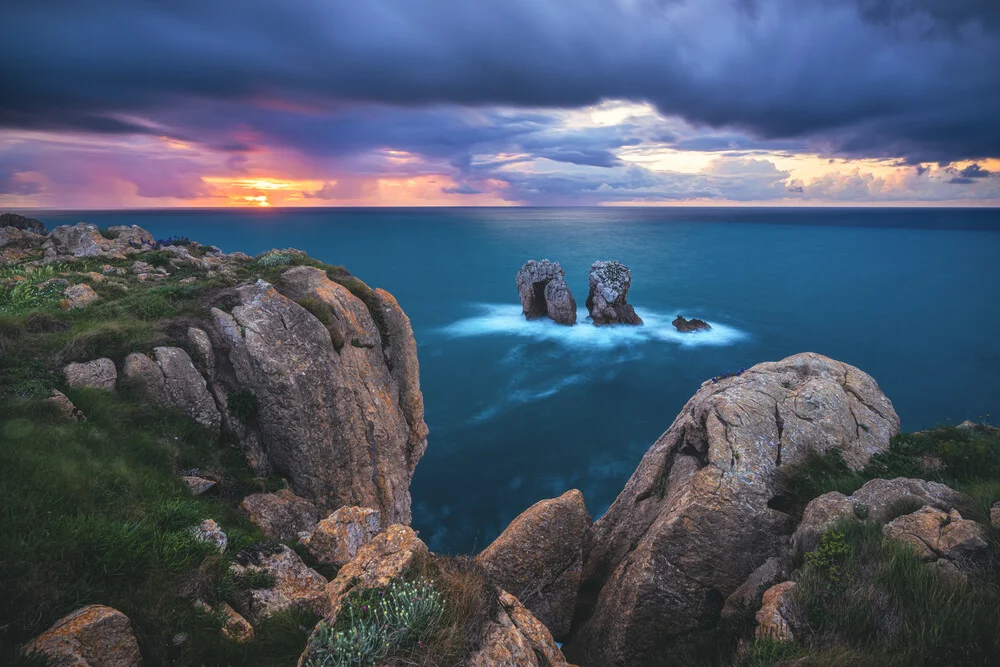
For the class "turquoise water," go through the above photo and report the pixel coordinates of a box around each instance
[34,207,1000,552]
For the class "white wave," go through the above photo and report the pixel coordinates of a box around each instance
[442,303,748,349]
[469,372,586,423]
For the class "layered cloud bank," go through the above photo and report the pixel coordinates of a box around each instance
[2,0,999,207]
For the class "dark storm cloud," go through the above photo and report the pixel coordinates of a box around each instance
[1,0,998,164]
[958,163,992,178]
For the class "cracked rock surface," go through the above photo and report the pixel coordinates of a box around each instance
[563,352,900,667]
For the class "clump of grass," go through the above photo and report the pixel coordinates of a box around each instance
[255,252,294,268]
[235,568,278,590]
[227,389,259,425]
[305,578,444,667]
[740,637,801,667]
[332,277,389,349]
[0,281,64,315]
[295,298,346,352]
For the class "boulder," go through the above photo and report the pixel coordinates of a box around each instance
[0,212,46,234]
[883,506,987,561]
[49,223,105,257]
[672,315,711,333]
[564,353,900,666]
[849,477,962,524]
[303,506,381,567]
[239,488,319,542]
[791,491,856,556]
[754,581,799,642]
[123,348,221,429]
[991,501,1000,530]
[63,358,117,390]
[24,604,142,667]
[182,475,216,495]
[230,544,328,626]
[585,261,642,325]
[468,590,571,667]
[476,489,591,639]
[516,260,566,320]
[544,277,577,326]
[43,389,86,422]
[195,600,254,643]
[210,275,426,523]
[63,284,100,309]
[193,519,228,552]
[106,225,155,252]
[721,557,787,620]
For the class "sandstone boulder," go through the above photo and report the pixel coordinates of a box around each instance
[123,348,221,429]
[230,544,328,626]
[585,261,641,325]
[239,488,320,541]
[24,604,142,667]
[0,212,46,234]
[477,489,591,640]
[63,358,117,390]
[210,275,426,523]
[544,277,577,325]
[516,260,567,320]
[754,581,799,642]
[303,506,381,567]
[63,284,100,309]
[672,315,711,333]
[883,506,987,561]
[564,352,900,666]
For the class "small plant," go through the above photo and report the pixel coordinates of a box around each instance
[853,502,869,520]
[235,567,277,590]
[710,368,747,384]
[155,235,193,247]
[805,530,853,599]
[255,252,293,268]
[305,578,444,667]
[227,390,258,426]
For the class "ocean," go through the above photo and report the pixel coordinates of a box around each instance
[33,207,1000,553]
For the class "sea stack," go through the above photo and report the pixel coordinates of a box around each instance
[673,315,712,332]
[586,260,642,326]
[516,259,577,325]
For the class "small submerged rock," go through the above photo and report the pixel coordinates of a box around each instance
[586,260,641,326]
[672,315,711,333]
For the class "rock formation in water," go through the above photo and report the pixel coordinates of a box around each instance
[672,315,711,332]
[563,352,901,666]
[516,259,577,325]
[585,260,642,325]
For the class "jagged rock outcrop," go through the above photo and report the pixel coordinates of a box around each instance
[24,604,142,667]
[672,315,711,333]
[303,506,381,567]
[238,488,319,541]
[0,212,46,234]
[63,358,117,390]
[585,261,641,326]
[208,272,426,523]
[123,347,221,429]
[468,590,572,667]
[516,260,576,325]
[564,352,900,666]
[230,545,328,626]
[477,489,591,640]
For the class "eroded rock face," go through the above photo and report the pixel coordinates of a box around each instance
[63,358,117,390]
[123,348,221,429]
[24,604,142,667]
[230,545,328,626]
[672,315,711,333]
[477,489,591,640]
[564,352,900,666]
[585,261,641,326]
[544,278,577,326]
[210,274,426,523]
[303,506,381,567]
[516,260,565,320]
[239,489,319,542]
[468,590,571,667]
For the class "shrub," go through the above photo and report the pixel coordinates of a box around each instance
[227,389,259,425]
[255,252,293,268]
[305,578,444,667]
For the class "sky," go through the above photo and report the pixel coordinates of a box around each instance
[2,0,999,208]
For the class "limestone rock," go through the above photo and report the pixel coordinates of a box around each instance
[516,259,566,320]
[544,277,577,325]
[585,261,642,325]
[44,389,85,422]
[850,477,961,524]
[239,488,319,542]
[672,315,711,333]
[477,489,591,640]
[63,358,117,390]
[722,557,787,620]
[0,212,46,234]
[754,581,799,642]
[468,590,571,667]
[230,545,328,626]
[791,491,856,556]
[883,506,987,561]
[63,284,100,309]
[210,275,425,523]
[24,604,142,667]
[194,519,228,551]
[322,524,428,617]
[303,506,381,567]
[564,352,900,666]
[49,223,105,257]
[123,348,221,429]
